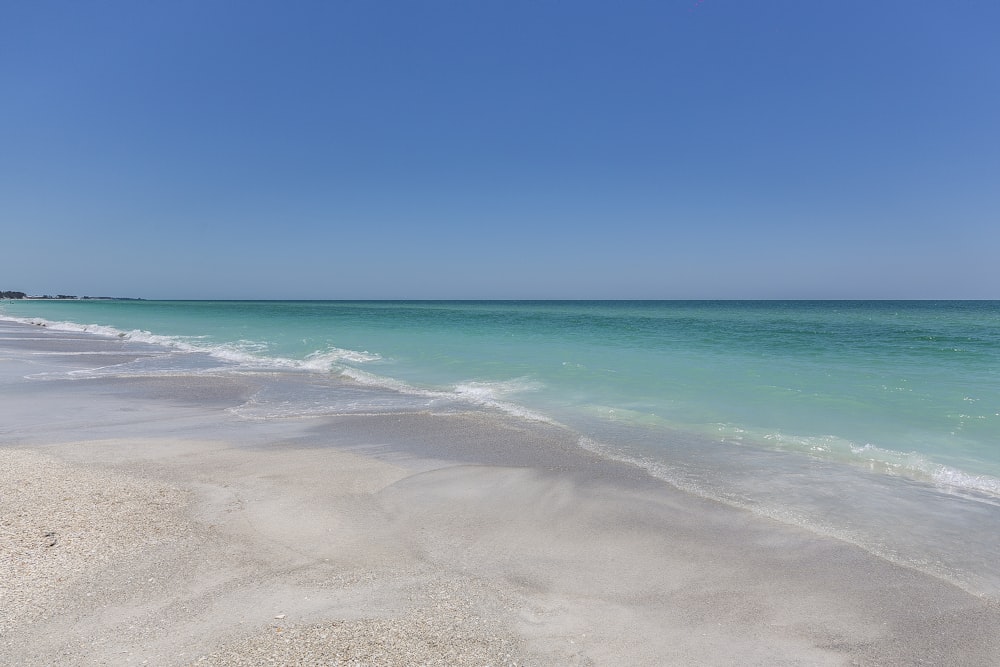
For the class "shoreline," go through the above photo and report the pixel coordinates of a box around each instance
[4,302,999,503]
[3,320,1000,665]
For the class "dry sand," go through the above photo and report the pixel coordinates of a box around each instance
[2,320,1000,665]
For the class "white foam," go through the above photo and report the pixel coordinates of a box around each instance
[337,368,555,423]
[1,314,382,376]
[301,347,382,370]
[338,367,435,395]
[452,378,554,422]
[454,377,541,400]
[847,442,1000,498]
[719,425,1000,501]
[2,314,208,353]
[930,466,1000,497]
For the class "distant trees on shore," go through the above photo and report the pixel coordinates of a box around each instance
[2,291,79,299]
[1,291,143,300]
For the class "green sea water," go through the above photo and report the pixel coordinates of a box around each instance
[4,299,999,493]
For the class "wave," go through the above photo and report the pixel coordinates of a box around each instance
[570,406,1000,502]
[231,370,553,423]
[2,312,553,424]
[452,378,553,422]
[717,425,1000,500]
[339,367,554,423]
[301,347,382,369]
[1,313,380,374]
[847,442,1000,498]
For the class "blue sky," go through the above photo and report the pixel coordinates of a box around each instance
[2,1,998,299]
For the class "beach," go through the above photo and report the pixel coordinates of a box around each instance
[2,318,1000,665]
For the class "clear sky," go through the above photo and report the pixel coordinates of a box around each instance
[2,1,998,299]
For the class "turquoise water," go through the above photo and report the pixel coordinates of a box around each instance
[4,299,1000,495]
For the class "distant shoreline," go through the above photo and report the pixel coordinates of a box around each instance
[1,291,143,301]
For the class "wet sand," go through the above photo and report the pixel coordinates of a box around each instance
[2,320,999,665]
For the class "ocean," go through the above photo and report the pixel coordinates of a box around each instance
[4,299,1000,595]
